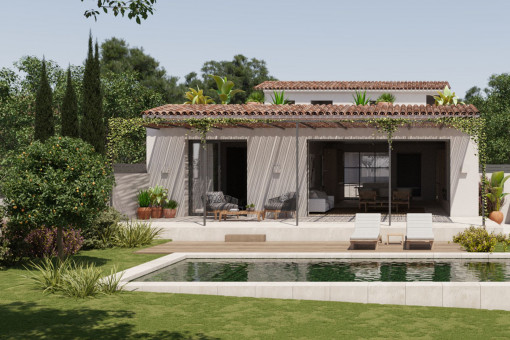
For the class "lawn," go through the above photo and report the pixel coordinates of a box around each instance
[2,243,510,339]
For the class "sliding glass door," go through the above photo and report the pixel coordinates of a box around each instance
[188,140,247,215]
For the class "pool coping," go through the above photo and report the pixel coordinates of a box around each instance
[118,252,510,311]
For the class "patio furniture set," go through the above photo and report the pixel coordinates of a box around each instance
[350,213,435,250]
[358,188,412,213]
[205,191,296,221]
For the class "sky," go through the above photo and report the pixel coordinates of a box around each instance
[1,0,510,97]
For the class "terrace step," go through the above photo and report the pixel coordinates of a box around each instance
[225,234,266,242]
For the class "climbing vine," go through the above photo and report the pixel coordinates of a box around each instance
[107,115,488,225]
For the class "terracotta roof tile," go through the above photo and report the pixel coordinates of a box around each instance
[143,103,479,120]
[253,81,450,91]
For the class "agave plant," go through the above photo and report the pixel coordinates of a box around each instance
[376,93,396,103]
[433,85,465,105]
[271,90,290,105]
[486,171,510,211]
[209,75,244,104]
[184,87,215,104]
[246,91,265,103]
[352,91,371,105]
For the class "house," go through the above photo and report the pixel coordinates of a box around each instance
[113,81,481,221]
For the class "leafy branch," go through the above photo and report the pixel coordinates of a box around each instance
[81,0,157,24]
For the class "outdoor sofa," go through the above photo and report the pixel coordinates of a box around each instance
[308,189,335,213]
[205,191,239,220]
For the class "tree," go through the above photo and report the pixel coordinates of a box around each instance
[81,0,157,24]
[465,74,510,164]
[100,37,182,103]
[81,35,106,154]
[0,137,114,260]
[61,68,79,137]
[34,59,54,142]
[186,54,276,104]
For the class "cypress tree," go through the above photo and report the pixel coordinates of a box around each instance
[61,67,79,137]
[34,59,54,142]
[81,34,105,154]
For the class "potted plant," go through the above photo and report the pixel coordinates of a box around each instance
[246,203,255,211]
[149,185,168,218]
[486,171,510,224]
[137,190,151,220]
[375,93,396,104]
[163,199,178,218]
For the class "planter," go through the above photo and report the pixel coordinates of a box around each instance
[151,207,163,219]
[163,208,177,218]
[137,207,152,220]
[489,211,504,224]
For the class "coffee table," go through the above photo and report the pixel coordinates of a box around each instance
[218,210,265,222]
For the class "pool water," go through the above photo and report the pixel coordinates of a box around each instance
[132,259,510,282]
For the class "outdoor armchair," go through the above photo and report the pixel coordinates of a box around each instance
[263,192,296,219]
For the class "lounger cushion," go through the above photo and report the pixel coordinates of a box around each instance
[406,213,434,241]
[350,213,381,241]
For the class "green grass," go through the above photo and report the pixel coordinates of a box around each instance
[2,241,510,339]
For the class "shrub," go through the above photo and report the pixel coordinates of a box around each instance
[98,266,125,294]
[114,221,162,247]
[59,262,103,298]
[26,258,123,297]
[82,207,126,249]
[26,257,71,293]
[25,227,83,258]
[453,226,498,252]
[0,136,114,261]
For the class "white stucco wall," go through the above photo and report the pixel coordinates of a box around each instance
[144,126,478,218]
[262,90,436,105]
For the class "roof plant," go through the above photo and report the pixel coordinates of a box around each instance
[246,91,264,103]
[271,90,290,105]
[352,91,371,105]
[376,93,396,104]
[184,87,215,104]
[434,85,465,105]
[209,75,244,104]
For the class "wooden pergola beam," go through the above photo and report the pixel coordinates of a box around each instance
[299,122,316,129]
[265,122,285,130]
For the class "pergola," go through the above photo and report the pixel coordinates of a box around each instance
[142,103,480,226]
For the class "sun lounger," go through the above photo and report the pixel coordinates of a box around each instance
[350,213,381,250]
[405,213,434,250]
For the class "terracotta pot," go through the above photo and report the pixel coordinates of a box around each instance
[137,207,152,220]
[489,211,504,224]
[151,207,163,219]
[163,208,177,218]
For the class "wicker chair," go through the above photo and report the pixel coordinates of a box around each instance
[263,192,296,219]
[205,191,239,220]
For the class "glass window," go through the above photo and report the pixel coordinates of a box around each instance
[344,151,389,198]
[344,168,359,183]
[344,152,359,167]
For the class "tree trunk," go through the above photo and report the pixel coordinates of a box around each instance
[57,226,63,260]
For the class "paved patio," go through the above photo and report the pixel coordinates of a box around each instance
[137,241,464,254]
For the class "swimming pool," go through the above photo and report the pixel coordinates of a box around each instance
[132,258,510,282]
[119,252,510,310]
